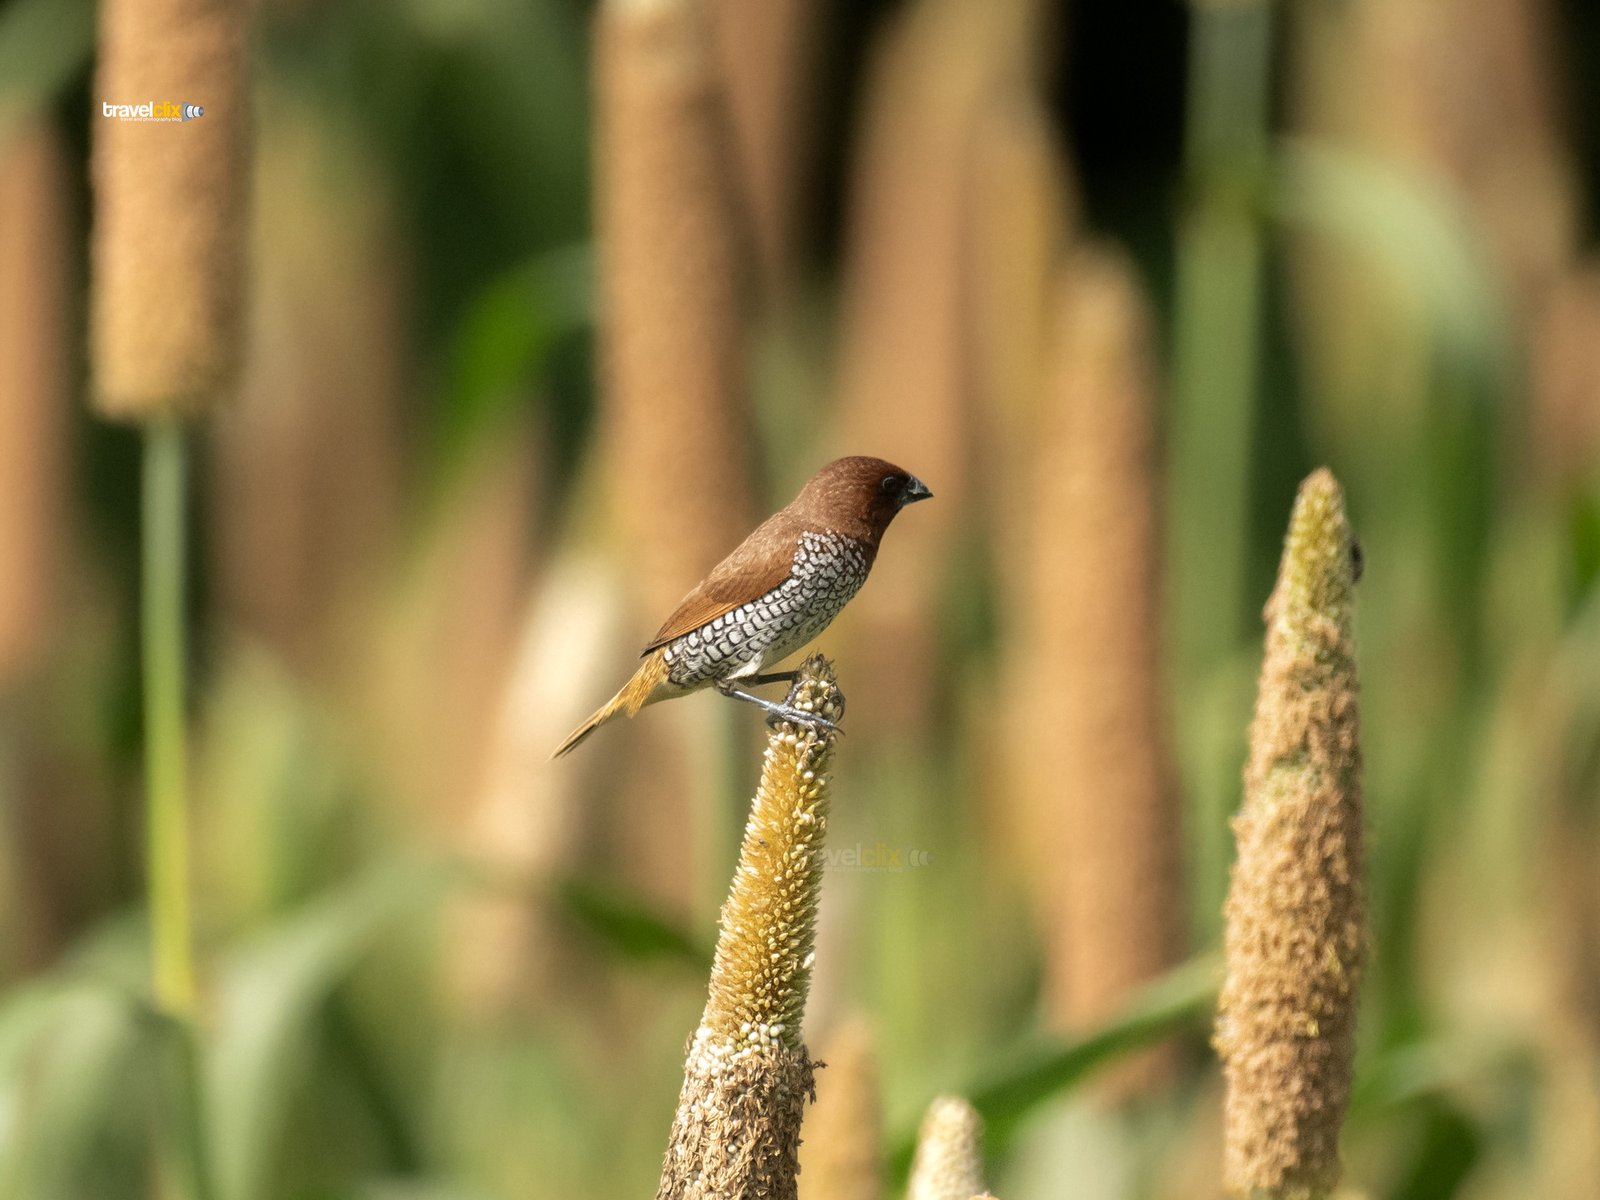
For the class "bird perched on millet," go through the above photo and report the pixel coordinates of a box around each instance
[552,456,932,757]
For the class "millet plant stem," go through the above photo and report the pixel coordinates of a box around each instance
[143,417,214,1200]
[143,416,195,1015]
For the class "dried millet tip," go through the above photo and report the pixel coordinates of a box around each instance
[1215,467,1365,1200]
[908,1095,987,1200]
[701,655,840,1053]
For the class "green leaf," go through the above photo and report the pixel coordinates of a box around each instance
[555,876,711,971]
[888,955,1221,1182]
[1347,1035,1532,1200]
[0,978,155,1200]
[1389,1096,1483,1200]
[208,862,455,1200]
[1350,1032,1534,1114]
[0,918,172,1200]
[1270,140,1512,393]
[433,246,592,493]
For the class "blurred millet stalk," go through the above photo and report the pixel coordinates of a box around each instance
[595,0,758,915]
[213,106,404,674]
[906,1094,987,1200]
[1215,468,1365,1199]
[92,0,250,417]
[965,68,1077,915]
[90,0,251,1031]
[656,656,840,1200]
[0,121,71,684]
[709,0,822,293]
[596,0,755,615]
[797,1017,883,1200]
[968,80,1076,472]
[1339,0,1578,311]
[1530,262,1600,485]
[1289,0,1580,468]
[1024,245,1185,1097]
[828,0,1010,732]
[90,5,249,1193]
[442,551,620,1020]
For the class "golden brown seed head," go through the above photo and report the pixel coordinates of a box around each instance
[91,0,250,418]
[1215,467,1365,1199]
[702,657,843,1047]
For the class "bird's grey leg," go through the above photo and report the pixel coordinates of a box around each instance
[715,677,840,734]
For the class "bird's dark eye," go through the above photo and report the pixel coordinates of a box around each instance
[880,475,900,494]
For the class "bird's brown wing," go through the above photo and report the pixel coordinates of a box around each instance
[641,512,801,654]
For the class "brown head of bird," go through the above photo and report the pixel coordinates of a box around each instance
[784,455,933,548]
[553,456,932,757]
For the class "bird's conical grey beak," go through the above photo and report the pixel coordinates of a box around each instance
[902,476,933,504]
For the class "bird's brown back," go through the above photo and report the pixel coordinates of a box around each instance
[642,509,814,653]
[639,456,909,656]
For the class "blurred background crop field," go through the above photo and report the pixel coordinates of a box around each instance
[2,0,1600,1196]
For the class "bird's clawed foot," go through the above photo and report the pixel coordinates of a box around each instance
[716,677,842,737]
[763,704,841,736]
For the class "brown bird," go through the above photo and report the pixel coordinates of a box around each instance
[553,456,932,757]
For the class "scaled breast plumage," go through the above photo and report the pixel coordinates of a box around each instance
[661,531,870,688]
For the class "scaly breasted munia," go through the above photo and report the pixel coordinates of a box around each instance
[553,456,932,757]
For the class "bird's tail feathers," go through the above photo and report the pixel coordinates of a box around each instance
[551,651,671,759]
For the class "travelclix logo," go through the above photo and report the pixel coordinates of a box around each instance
[101,101,205,123]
